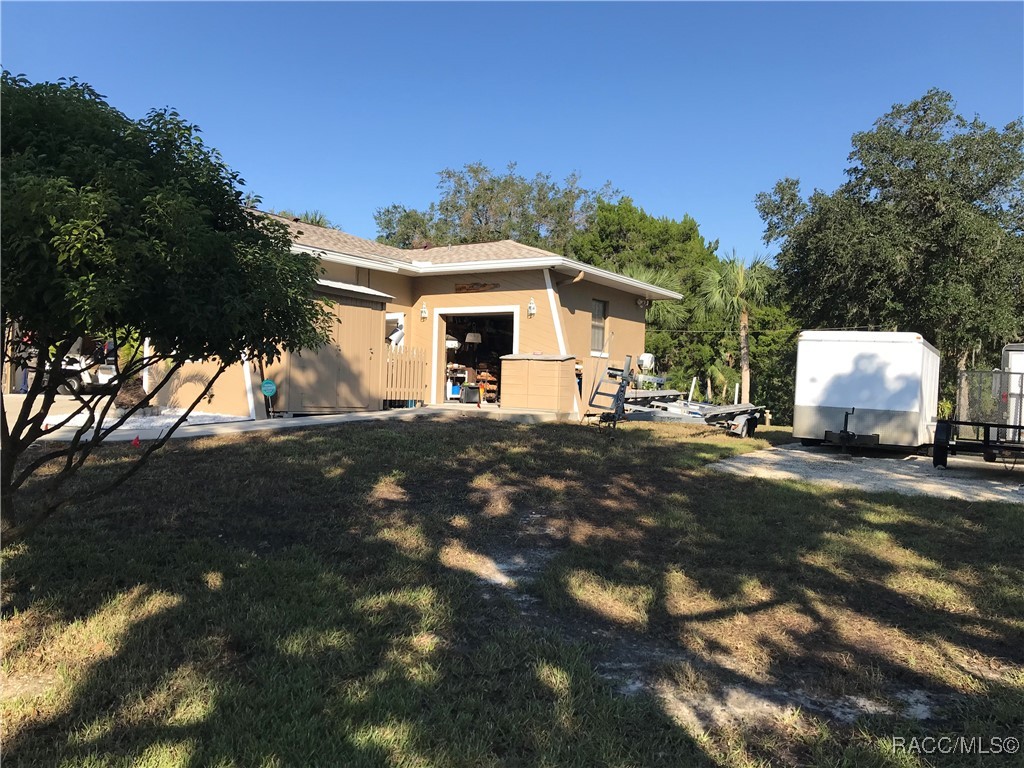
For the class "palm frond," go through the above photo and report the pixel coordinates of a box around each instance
[621,265,689,329]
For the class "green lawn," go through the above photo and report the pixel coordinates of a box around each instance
[2,418,1021,767]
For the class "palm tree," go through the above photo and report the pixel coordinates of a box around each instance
[298,209,335,228]
[621,265,688,330]
[697,253,770,404]
[270,209,341,230]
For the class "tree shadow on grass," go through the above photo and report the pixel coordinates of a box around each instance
[2,419,717,767]
[2,417,1021,767]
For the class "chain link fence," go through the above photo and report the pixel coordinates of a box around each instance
[955,370,1024,443]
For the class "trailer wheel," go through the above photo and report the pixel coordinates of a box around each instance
[932,442,948,468]
[983,451,997,463]
[800,438,823,447]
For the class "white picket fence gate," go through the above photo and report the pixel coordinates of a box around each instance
[384,346,428,407]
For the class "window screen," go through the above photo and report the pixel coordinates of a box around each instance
[591,299,608,351]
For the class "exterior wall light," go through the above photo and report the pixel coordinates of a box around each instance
[420,302,428,320]
[527,297,537,318]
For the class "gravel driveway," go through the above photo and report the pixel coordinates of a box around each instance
[710,443,1024,504]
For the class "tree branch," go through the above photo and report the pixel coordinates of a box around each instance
[1,363,226,549]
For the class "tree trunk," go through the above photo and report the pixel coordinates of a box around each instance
[739,307,751,404]
[956,348,970,421]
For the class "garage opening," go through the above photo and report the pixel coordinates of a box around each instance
[442,313,514,403]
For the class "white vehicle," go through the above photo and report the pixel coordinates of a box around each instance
[54,353,118,395]
[43,338,120,395]
[793,331,940,449]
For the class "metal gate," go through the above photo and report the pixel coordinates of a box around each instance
[956,370,1024,443]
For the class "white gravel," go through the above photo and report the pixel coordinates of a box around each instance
[710,443,1024,504]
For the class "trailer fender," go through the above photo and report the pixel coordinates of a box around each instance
[729,414,756,438]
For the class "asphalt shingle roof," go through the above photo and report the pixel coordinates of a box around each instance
[258,211,679,299]
[408,240,562,264]
[262,212,560,267]
[262,212,409,264]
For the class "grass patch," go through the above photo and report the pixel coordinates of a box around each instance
[3,418,1022,767]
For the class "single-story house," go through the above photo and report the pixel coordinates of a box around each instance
[149,213,682,419]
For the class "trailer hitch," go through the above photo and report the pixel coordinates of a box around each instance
[839,407,857,452]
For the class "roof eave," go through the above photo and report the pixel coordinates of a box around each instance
[292,244,406,274]
[293,245,681,300]
[316,279,394,301]
[556,258,683,301]
[416,257,682,300]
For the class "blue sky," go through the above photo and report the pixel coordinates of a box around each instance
[3,2,1022,262]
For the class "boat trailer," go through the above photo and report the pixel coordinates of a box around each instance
[586,357,764,437]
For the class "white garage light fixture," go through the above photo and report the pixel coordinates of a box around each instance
[420,302,428,320]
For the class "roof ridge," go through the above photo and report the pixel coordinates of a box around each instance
[438,239,560,257]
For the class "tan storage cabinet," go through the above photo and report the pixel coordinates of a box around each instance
[500,355,577,415]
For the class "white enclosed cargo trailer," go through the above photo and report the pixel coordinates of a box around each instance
[793,331,940,448]
[1001,343,1024,444]
[1003,343,1024,375]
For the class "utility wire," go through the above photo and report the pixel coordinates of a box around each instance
[650,325,888,335]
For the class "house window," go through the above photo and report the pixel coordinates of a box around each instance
[591,299,608,353]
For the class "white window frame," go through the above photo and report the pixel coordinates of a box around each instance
[590,299,609,356]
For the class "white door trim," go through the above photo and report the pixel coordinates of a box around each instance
[241,352,257,420]
[543,269,581,416]
[543,269,568,356]
[430,305,521,404]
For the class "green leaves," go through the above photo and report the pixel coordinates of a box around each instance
[758,89,1024,381]
[1,71,330,367]
[373,162,611,252]
[696,254,770,325]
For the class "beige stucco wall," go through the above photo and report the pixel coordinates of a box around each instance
[411,270,561,404]
[358,267,650,408]
[556,280,648,410]
[319,262,359,284]
[366,271,415,313]
[150,262,652,417]
[152,357,257,418]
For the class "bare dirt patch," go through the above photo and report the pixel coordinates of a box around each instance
[0,671,58,702]
[440,528,951,732]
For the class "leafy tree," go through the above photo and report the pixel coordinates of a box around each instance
[569,197,720,377]
[747,304,800,423]
[696,254,771,404]
[567,197,718,281]
[757,89,1024,384]
[373,204,438,249]
[1,73,330,547]
[374,162,612,253]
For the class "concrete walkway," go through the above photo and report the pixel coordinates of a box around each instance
[34,403,564,443]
